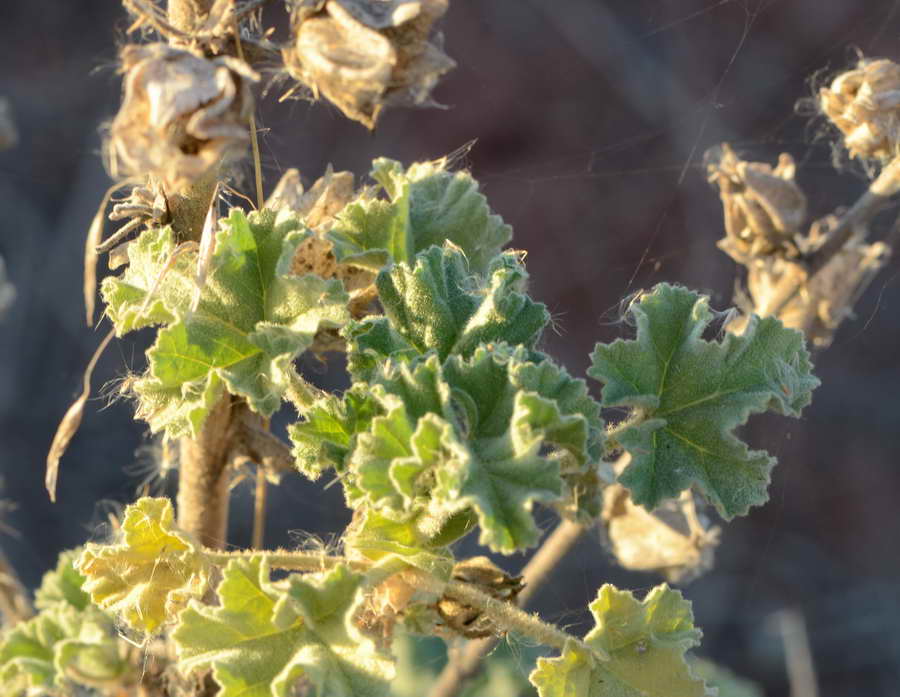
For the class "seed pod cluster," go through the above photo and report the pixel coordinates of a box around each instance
[109,44,258,193]
[283,0,456,128]
[708,144,891,347]
[820,58,900,161]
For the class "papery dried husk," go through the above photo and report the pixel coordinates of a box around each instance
[601,462,719,584]
[734,219,890,347]
[267,167,378,319]
[820,58,900,161]
[284,0,455,128]
[109,44,258,193]
[708,144,807,262]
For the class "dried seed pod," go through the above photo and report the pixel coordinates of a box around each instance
[267,167,378,319]
[820,58,900,161]
[707,144,807,263]
[109,44,258,193]
[435,557,523,639]
[101,180,171,267]
[738,218,890,347]
[601,483,719,584]
[283,0,456,128]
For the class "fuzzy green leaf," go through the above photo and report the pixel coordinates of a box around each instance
[348,347,599,553]
[588,283,818,518]
[76,497,208,635]
[174,556,394,697]
[100,225,194,335]
[0,604,128,696]
[138,209,350,437]
[328,158,511,275]
[530,584,710,697]
[34,548,90,612]
[348,245,548,381]
[288,386,382,480]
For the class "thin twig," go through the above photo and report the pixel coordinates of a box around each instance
[234,411,296,479]
[773,608,819,697]
[426,518,588,697]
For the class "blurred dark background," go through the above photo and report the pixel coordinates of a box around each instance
[1,1,899,695]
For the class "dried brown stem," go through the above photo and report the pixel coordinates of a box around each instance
[761,157,900,318]
[426,518,588,697]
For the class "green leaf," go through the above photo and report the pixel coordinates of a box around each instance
[288,385,382,481]
[100,225,194,335]
[689,658,763,697]
[348,348,591,554]
[530,584,710,697]
[588,283,818,518]
[34,548,90,612]
[76,497,208,635]
[0,604,128,696]
[348,245,549,381]
[139,209,350,437]
[174,556,394,697]
[328,157,511,276]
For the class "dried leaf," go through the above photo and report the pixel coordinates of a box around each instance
[45,330,115,502]
[84,182,131,327]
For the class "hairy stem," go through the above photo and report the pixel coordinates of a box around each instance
[177,397,235,548]
[204,546,590,654]
[426,518,588,697]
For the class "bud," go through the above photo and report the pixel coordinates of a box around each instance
[284,0,455,128]
[707,144,807,263]
[820,58,900,161]
[109,44,258,193]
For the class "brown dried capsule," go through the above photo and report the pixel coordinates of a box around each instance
[283,0,455,128]
[820,58,900,161]
[108,44,258,193]
[435,556,523,639]
[707,144,807,263]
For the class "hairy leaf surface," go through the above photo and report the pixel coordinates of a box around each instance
[347,246,548,381]
[34,548,90,612]
[0,604,127,696]
[530,584,709,697]
[345,347,599,553]
[328,158,511,275]
[588,283,818,518]
[136,209,349,437]
[76,497,208,634]
[101,225,194,335]
[174,556,394,697]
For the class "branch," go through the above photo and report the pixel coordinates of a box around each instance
[426,518,588,697]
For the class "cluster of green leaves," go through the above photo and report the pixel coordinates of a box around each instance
[0,550,132,697]
[25,157,820,697]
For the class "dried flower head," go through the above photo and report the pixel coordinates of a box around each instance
[820,58,900,162]
[284,0,456,128]
[109,44,258,193]
[707,144,807,263]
